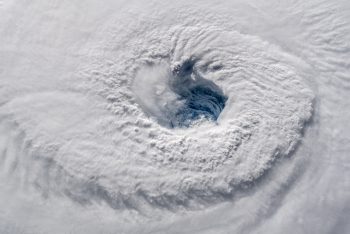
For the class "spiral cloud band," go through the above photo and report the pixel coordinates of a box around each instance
[0,0,349,233]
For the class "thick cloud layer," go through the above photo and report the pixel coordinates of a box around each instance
[0,0,349,233]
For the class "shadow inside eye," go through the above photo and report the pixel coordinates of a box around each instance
[168,60,227,128]
[172,59,196,77]
[212,64,223,71]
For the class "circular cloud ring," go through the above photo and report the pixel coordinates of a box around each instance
[84,25,314,209]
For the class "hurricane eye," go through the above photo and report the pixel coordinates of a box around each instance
[133,60,227,128]
[169,61,227,127]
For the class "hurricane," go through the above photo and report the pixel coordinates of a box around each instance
[0,0,349,234]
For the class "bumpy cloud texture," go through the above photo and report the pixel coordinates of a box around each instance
[0,0,349,233]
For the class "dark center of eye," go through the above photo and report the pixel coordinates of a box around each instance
[168,59,227,128]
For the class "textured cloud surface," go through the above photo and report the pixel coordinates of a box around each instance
[0,0,349,233]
